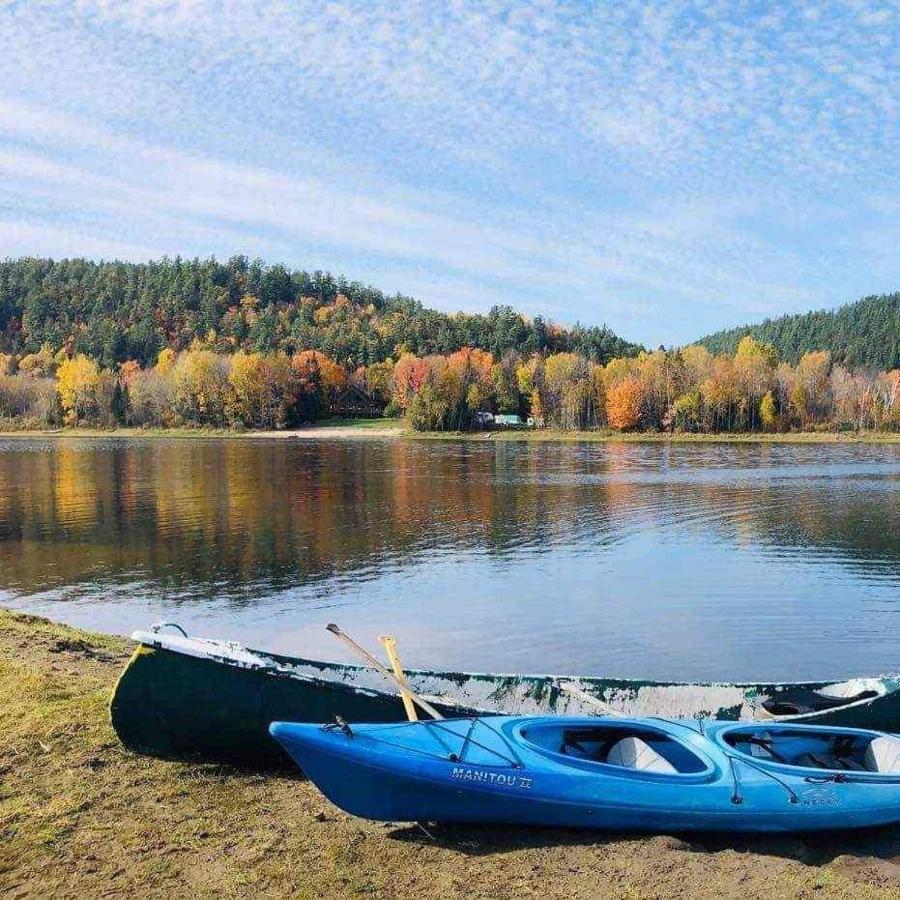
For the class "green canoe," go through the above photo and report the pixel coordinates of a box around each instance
[111,624,900,768]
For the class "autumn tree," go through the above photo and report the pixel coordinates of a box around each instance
[671,390,701,431]
[391,353,431,409]
[700,356,737,431]
[171,348,230,426]
[733,336,776,430]
[56,353,101,424]
[634,350,680,429]
[128,369,174,427]
[228,351,297,428]
[357,360,394,407]
[0,371,58,422]
[759,391,777,431]
[792,351,831,426]
[515,355,543,418]
[607,376,643,431]
[876,370,900,429]
[155,347,177,375]
[540,353,603,430]
[118,359,142,384]
[18,344,58,378]
[406,383,449,431]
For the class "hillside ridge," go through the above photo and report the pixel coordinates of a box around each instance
[698,292,900,369]
[0,256,642,367]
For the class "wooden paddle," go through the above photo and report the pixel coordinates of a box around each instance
[326,624,444,720]
[559,681,624,717]
[379,635,418,722]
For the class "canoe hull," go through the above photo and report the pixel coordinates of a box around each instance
[271,718,900,833]
[111,643,478,766]
[110,629,900,768]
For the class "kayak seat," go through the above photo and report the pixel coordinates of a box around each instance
[523,723,708,774]
[725,728,880,772]
[865,736,900,774]
[606,737,677,775]
[731,735,782,761]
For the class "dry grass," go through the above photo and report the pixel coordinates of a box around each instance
[2,608,900,898]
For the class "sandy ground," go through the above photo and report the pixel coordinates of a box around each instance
[268,423,407,439]
[0,422,408,441]
[2,610,900,898]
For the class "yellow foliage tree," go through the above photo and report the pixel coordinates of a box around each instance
[515,356,542,408]
[172,349,230,425]
[228,351,296,429]
[155,348,176,375]
[56,354,101,424]
[792,351,831,426]
[759,391,777,431]
[18,344,58,378]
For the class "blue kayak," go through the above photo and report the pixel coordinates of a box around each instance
[270,716,900,832]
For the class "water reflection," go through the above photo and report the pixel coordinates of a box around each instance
[0,437,898,679]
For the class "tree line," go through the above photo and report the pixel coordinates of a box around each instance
[698,292,900,370]
[1,336,897,433]
[0,256,640,369]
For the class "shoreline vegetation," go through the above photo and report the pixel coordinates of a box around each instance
[3,342,899,438]
[1,260,898,441]
[3,608,900,898]
[1,419,900,443]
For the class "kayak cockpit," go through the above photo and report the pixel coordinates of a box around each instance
[721,725,900,774]
[516,720,711,776]
[760,681,882,717]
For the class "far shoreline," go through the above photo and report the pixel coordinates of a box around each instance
[1,419,900,443]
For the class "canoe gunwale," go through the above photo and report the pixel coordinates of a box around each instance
[130,630,489,713]
[132,629,898,690]
[130,628,900,724]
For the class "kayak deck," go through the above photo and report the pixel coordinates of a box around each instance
[271,716,900,832]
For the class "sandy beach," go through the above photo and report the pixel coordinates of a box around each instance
[2,609,900,899]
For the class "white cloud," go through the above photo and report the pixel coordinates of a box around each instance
[0,1,897,343]
[0,219,160,261]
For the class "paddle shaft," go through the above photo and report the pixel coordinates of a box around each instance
[559,681,623,717]
[379,635,418,722]
[326,624,444,720]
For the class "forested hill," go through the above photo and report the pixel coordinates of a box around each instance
[697,293,900,369]
[0,257,642,368]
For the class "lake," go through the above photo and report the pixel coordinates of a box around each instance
[0,436,898,681]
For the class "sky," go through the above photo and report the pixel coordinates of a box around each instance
[0,1,898,347]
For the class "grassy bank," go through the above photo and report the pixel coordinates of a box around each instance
[1,418,899,443]
[415,428,900,444]
[2,609,900,898]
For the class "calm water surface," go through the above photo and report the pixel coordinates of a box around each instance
[1,437,898,680]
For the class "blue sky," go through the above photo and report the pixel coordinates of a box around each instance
[0,1,897,347]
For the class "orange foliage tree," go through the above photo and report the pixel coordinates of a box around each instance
[391,353,431,409]
[606,376,643,431]
[291,350,347,418]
